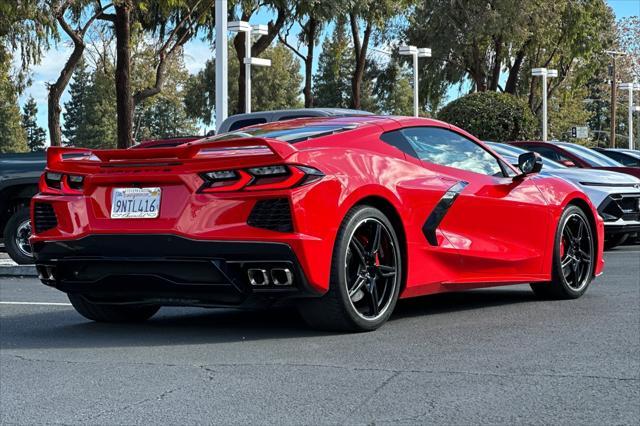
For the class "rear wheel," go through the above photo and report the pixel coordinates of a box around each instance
[68,294,160,323]
[531,205,595,299]
[297,206,402,332]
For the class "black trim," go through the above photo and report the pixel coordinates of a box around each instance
[604,223,640,235]
[422,181,468,246]
[32,234,320,307]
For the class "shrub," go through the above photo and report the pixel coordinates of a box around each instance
[437,92,537,142]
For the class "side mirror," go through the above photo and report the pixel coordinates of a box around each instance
[517,151,543,176]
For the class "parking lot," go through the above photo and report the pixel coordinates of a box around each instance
[0,246,638,425]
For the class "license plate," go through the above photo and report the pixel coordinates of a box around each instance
[111,187,161,219]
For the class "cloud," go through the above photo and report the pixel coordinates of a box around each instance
[183,40,214,74]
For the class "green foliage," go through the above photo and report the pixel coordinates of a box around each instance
[438,92,537,142]
[21,96,46,151]
[63,60,91,147]
[184,42,303,127]
[313,21,355,109]
[0,50,28,153]
[374,61,414,116]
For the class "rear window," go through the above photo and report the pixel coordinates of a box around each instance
[228,117,267,131]
[213,124,356,144]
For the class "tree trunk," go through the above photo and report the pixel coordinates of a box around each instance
[303,18,318,108]
[233,32,246,114]
[349,14,371,109]
[505,48,526,94]
[48,36,84,147]
[114,1,133,149]
[489,36,502,91]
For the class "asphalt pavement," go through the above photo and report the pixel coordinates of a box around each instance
[1,246,639,425]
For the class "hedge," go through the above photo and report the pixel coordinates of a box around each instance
[437,91,537,142]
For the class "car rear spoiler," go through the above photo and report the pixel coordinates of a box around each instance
[46,138,298,169]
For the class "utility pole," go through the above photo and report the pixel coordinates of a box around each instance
[619,83,640,150]
[605,51,627,148]
[215,0,228,132]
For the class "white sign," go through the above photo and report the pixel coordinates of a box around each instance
[575,126,589,139]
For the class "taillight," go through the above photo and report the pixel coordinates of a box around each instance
[40,172,85,195]
[199,165,324,193]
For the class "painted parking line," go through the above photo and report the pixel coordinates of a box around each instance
[0,301,71,306]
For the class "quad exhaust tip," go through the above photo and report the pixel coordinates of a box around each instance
[247,267,293,286]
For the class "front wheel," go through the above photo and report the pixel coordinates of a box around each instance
[68,294,160,323]
[531,205,595,299]
[297,206,402,332]
[3,207,34,264]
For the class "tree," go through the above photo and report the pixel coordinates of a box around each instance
[63,60,91,146]
[21,96,46,151]
[438,92,537,142]
[278,0,338,107]
[346,0,410,109]
[184,42,303,127]
[374,61,414,116]
[47,0,112,147]
[0,50,28,153]
[312,19,353,109]
[405,0,616,108]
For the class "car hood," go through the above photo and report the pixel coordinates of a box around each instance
[542,167,640,186]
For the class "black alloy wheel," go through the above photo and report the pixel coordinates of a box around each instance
[297,206,402,331]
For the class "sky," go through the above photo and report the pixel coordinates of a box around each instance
[16,0,640,138]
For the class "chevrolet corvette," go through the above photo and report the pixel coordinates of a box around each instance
[30,116,605,331]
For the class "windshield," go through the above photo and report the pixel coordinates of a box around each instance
[207,124,356,144]
[557,143,623,167]
[486,142,564,170]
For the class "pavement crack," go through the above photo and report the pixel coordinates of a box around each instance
[341,370,401,424]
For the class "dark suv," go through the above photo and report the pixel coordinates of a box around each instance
[0,151,46,264]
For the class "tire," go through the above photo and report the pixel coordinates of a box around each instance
[3,207,34,264]
[68,294,160,323]
[297,205,402,332]
[604,233,628,250]
[531,205,595,300]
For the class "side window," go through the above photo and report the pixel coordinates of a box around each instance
[228,118,267,131]
[525,145,569,163]
[607,151,640,167]
[398,127,503,176]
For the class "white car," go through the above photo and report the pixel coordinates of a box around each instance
[488,142,640,249]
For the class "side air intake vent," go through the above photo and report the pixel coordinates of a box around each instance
[247,198,293,232]
[33,203,58,233]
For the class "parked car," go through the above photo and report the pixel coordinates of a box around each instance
[0,151,46,264]
[214,107,373,135]
[31,116,604,331]
[593,148,640,168]
[510,141,640,179]
[488,142,640,249]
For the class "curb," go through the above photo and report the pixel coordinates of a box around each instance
[0,264,38,277]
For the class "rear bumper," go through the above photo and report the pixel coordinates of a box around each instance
[32,234,321,307]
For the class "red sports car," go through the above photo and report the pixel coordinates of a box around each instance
[30,116,605,331]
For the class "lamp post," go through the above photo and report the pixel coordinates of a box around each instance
[399,45,432,117]
[618,83,640,150]
[215,0,227,131]
[531,68,558,142]
[228,21,271,114]
[604,51,627,148]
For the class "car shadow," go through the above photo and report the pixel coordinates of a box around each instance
[1,287,539,350]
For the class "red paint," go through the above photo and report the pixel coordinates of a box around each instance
[31,116,605,296]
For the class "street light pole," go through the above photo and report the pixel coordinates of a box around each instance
[229,22,270,114]
[619,83,640,150]
[532,68,557,142]
[399,45,431,117]
[215,0,228,131]
[605,51,627,148]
